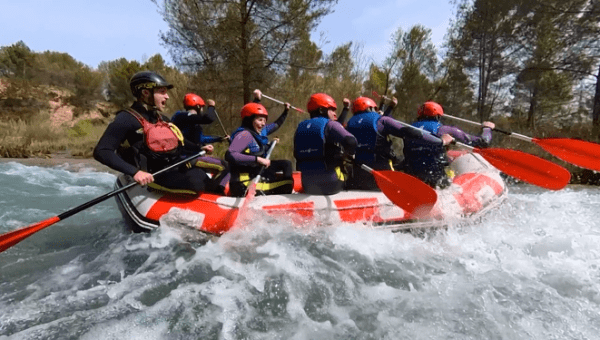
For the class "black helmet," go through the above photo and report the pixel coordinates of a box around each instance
[129,71,174,97]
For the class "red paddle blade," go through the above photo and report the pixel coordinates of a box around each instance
[371,170,438,217]
[475,148,571,190]
[0,216,61,252]
[533,138,600,172]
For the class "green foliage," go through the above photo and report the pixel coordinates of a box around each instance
[435,59,475,117]
[0,41,35,79]
[322,42,364,100]
[68,66,104,114]
[391,26,438,120]
[0,116,65,157]
[155,0,338,103]
[0,78,50,121]
[98,58,142,107]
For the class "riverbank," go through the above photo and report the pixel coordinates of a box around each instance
[0,155,118,174]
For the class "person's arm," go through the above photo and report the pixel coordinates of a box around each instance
[252,89,262,104]
[382,97,397,117]
[173,107,216,125]
[265,105,289,135]
[181,136,202,153]
[437,125,492,147]
[225,131,260,166]
[379,117,443,145]
[200,134,225,144]
[325,121,357,156]
[93,112,141,176]
[337,98,351,126]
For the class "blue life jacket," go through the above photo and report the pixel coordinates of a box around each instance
[403,119,448,182]
[226,126,269,179]
[346,111,393,164]
[412,120,441,135]
[294,117,329,172]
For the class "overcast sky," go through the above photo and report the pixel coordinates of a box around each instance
[0,0,455,69]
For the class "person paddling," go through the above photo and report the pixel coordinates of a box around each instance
[225,90,293,197]
[171,93,229,146]
[345,97,450,190]
[403,101,494,188]
[294,93,358,195]
[171,93,230,194]
[93,71,217,195]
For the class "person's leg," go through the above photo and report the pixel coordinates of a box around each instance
[257,161,293,195]
[301,170,344,195]
[269,159,293,178]
[195,156,230,194]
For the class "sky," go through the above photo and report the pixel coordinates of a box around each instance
[0,0,455,69]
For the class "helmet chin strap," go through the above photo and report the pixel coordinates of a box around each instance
[141,89,158,112]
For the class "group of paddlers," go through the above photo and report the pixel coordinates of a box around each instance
[93,71,495,197]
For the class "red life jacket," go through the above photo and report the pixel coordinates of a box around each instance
[125,108,182,154]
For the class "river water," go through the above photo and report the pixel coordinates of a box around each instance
[1,161,600,340]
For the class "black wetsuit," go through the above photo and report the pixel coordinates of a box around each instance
[171,106,226,145]
[93,102,214,194]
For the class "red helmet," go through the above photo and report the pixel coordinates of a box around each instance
[418,101,444,117]
[241,103,268,119]
[183,93,205,108]
[307,93,337,112]
[352,97,378,113]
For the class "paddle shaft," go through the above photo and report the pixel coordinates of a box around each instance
[246,140,278,197]
[372,91,390,101]
[213,109,230,137]
[261,94,305,113]
[442,114,533,142]
[237,141,278,223]
[0,151,205,253]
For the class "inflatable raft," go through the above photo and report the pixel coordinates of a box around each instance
[114,151,507,235]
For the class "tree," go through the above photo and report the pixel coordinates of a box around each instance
[392,25,439,120]
[449,0,519,122]
[511,0,599,129]
[153,0,337,104]
[363,28,404,106]
[435,58,476,118]
[0,41,35,79]
[98,58,142,108]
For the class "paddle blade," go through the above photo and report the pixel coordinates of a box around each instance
[533,138,600,172]
[0,216,61,252]
[475,148,571,190]
[371,170,438,217]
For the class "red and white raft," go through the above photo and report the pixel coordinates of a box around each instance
[114,151,507,235]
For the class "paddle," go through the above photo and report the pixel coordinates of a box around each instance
[358,163,438,217]
[454,142,571,190]
[213,108,230,139]
[243,140,278,203]
[397,121,571,190]
[0,151,205,253]
[261,94,305,113]
[442,114,600,172]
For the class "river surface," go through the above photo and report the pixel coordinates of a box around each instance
[1,161,600,340]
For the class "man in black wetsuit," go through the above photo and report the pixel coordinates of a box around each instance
[93,71,215,195]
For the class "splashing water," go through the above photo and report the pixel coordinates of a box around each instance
[1,162,600,339]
